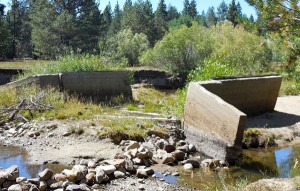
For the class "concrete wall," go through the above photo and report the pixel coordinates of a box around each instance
[183,76,282,162]
[1,72,132,101]
[61,72,132,100]
[200,76,282,115]
[0,69,22,85]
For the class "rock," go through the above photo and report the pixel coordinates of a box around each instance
[95,168,105,184]
[182,159,200,168]
[96,165,116,175]
[2,180,16,188]
[130,148,138,158]
[46,123,58,130]
[103,159,125,169]
[50,181,64,189]
[155,149,167,159]
[141,142,156,152]
[177,145,189,153]
[8,184,22,191]
[164,144,176,153]
[16,177,27,183]
[62,169,76,182]
[30,185,39,191]
[125,159,136,173]
[72,165,88,182]
[126,141,140,151]
[136,151,150,159]
[79,159,89,166]
[5,165,19,180]
[38,168,54,181]
[177,140,187,146]
[66,184,91,191]
[63,132,71,137]
[147,130,169,139]
[87,161,97,168]
[136,169,154,178]
[188,144,196,153]
[132,158,143,165]
[201,159,221,169]
[171,172,180,176]
[162,154,175,164]
[39,181,47,191]
[85,173,95,184]
[53,174,67,182]
[28,178,40,185]
[114,171,125,179]
[183,163,193,171]
[171,150,185,161]
[138,185,145,190]
[155,139,168,150]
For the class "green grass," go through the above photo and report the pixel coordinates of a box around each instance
[0,60,52,70]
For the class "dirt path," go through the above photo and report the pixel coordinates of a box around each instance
[246,96,300,146]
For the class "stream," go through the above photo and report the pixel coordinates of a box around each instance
[1,144,300,188]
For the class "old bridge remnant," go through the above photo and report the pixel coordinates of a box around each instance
[183,76,282,162]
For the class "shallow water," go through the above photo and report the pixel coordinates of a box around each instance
[0,144,69,177]
[1,144,300,188]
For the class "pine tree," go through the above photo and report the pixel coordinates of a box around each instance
[99,2,112,51]
[227,0,241,26]
[30,0,60,58]
[154,0,168,41]
[188,0,197,18]
[249,14,254,23]
[217,1,228,22]
[182,0,189,15]
[198,10,207,27]
[75,0,101,53]
[0,4,5,16]
[0,4,12,59]
[108,1,122,37]
[206,7,217,27]
[166,5,179,22]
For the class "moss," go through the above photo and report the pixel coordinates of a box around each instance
[242,129,262,148]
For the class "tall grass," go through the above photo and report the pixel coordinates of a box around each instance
[18,54,127,80]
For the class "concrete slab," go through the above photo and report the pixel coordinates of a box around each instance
[183,76,282,162]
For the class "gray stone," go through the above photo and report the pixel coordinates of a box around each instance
[183,163,193,171]
[72,165,88,182]
[188,144,196,153]
[176,145,189,153]
[126,141,140,151]
[95,168,105,184]
[38,168,54,181]
[5,166,19,180]
[103,159,125,169]
[136,169,154,178]
[182,159,200,168]
[125,159,136,173]
[96,165,116,175]
[39,181,47,191]
[28,178,40,185]
[8,184,22,191]
[66,184,91,191]
[114,171,125,179]
[162,154,175,164]
[16,177,27,183]
[50,181,63,189]
[85,173,95,184]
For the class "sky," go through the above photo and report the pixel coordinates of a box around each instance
[1,0,257,18]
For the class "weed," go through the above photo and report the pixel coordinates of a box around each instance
[242,128,262,148]
[68,126,85,135]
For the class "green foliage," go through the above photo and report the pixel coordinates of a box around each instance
[19,54,126,79]
[106,29,149,66]
[141,23,213,73]
[0,15,12,59]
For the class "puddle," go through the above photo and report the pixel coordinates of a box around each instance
[0,144,70,177]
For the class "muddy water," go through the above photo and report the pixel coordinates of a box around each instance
[1,144,300,189]
[0,144,69,177]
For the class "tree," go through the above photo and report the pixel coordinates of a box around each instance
[182,0,189,15]
[217,1,228,22]
[0,4,12,59]
[7,0,32,58]
[99,3,112,51]
[206,7,217,27]
[107,29,149,66]
[166,5,179,22]
[154,0,168,41]
[108,2,122,37]
[75,0,101,53]
[188,0,197,18]
[246,0,300,67]
[227,0,241,26]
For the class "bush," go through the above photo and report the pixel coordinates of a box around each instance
[106,29,149,66]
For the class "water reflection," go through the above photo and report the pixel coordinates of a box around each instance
[0,144,69,178]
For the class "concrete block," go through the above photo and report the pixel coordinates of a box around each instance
[200,76,282,115]
[61,71,132,101]
[183,76,282,162]
[184,83,247,162]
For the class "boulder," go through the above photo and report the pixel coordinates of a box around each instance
[5,166,19,180]
[114,171,125,179]
[171,150,185,161]
[136,169,154,178]
[38,168,54,181]
[126,141,140,151]
[8,184,22,191]
[162,154,175,164]
[96,165,116,175]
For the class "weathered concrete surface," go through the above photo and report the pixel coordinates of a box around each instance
[61,72,132,101]
[183,76,282,162]
[1,72,132,101]
[200,76,282,115]
[0,69,22,85]
[184,83,247,162]
[2,74,60,89]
